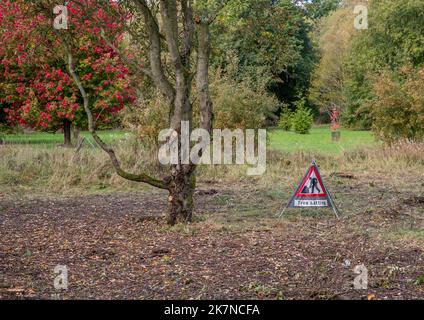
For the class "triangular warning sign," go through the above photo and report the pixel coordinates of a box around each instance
[278,161,339,218]
[296,165,327,197]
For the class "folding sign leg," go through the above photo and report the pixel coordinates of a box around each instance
[330,199,340,219]
[332,205,340,219]
[325,187,340,219]
[276,203,289,219]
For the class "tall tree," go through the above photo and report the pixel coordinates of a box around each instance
[38,0,218,224]
[345,0,424,128]
[211,0,315,110]
[0,0,135,146]
[308,1,357,118]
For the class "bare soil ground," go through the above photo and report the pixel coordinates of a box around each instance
[0,174,423,300]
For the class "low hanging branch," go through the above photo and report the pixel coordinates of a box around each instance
[63,41,170,190]
[49,0,226,224]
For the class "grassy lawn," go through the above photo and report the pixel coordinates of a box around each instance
[2,127,376,155]
[269,126,377,155]
[2,130,127,146]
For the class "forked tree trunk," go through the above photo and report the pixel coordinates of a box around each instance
[63,0,214,225]
[167,164,195,225]
[63,119,72,147]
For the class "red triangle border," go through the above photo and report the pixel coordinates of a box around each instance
[295,165,328,197]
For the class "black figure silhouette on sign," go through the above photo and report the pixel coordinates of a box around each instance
[309,177,321,194]
[301,185,309,194]
[300,176,321,194]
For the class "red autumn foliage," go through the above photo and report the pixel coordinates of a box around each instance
[0,0,136,133]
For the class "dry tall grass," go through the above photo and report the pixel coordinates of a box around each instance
[0,140,423,196]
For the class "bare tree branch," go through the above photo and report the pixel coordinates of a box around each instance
[62,39,170,190]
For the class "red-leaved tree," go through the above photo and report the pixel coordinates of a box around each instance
[0,0,135,146]
[2,0,218,224]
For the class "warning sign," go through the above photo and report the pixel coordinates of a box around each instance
[296,165,327,197]
[278,160,339,218]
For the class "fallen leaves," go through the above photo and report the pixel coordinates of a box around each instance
[0,186,422,300]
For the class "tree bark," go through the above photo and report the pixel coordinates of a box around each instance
[63,119,72,147]
[167,164,195,225]
[73,126,81,142]
[159,0,196,225]
[197,22,213,133]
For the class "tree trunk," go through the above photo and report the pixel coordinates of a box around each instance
[62,0,216,226]
[167,164,195,225]
[73,126,81,142]
[63,119,72,147]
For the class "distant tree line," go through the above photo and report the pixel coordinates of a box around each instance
[309,0,424,142]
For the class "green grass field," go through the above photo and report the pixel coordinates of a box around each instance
[2,127,376,155]
[1,130,127,146]
[269,126,377,155]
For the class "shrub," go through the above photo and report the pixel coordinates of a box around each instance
[121,93,169,149]
[278,105,292,131]
[292,98,313,134]
[370,65,424,143]
[208,71,279,129]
